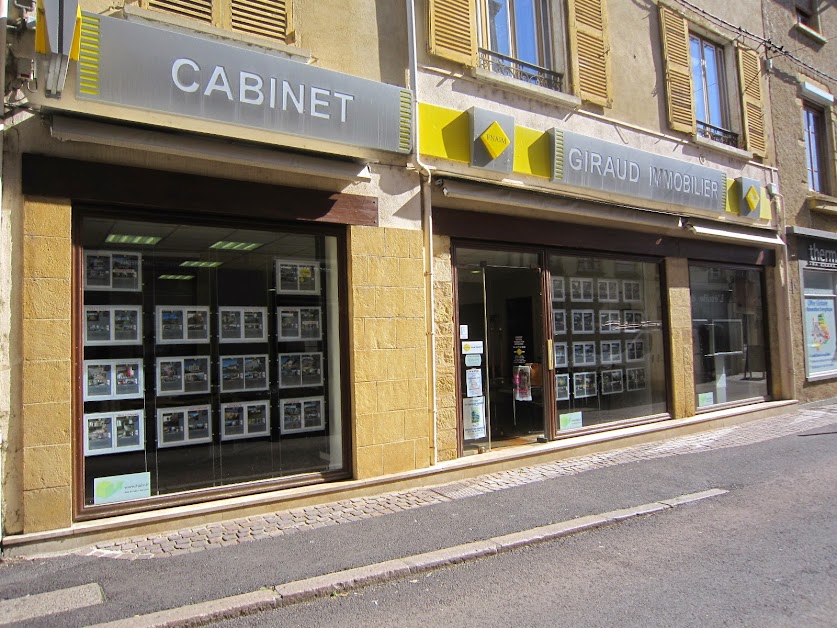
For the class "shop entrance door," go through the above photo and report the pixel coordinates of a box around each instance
[457,252,546,453]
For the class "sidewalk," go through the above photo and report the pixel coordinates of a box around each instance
[0,402,835,626]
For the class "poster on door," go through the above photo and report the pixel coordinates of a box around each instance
[463,396,486,440]
[513,365,532,401]
[804,297,837,376]
[465,368,483,398]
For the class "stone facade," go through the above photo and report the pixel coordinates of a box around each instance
[763,0,837,402]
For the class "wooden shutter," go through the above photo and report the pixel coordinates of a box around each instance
[146,0,213,24]
[229,0,288,43]
[737,46,767,157]
[659,6,695,134]
[428,0,476,65]
[567,0,612,107]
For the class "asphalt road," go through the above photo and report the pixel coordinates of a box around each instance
[221,421,837,627]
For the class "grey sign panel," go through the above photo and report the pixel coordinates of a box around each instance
[553,129,727,213]
[470,107,514,173]
[76,13,411,154]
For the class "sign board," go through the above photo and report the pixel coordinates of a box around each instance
[553,129,727,213]
[93,471,151,505]
[73,13,411,154]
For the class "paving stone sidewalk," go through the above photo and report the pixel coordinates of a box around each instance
[84,404,837,561]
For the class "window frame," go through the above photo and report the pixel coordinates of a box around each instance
[477,0,553,70]
[803,101,829,194]
[689,32,731,136]
[796,0,821,32]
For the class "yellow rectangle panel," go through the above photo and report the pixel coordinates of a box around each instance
[513,126,552,178]
[418,103,470,163]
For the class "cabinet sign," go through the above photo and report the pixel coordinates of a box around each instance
[553,130,727,213]
[74,13,411,154]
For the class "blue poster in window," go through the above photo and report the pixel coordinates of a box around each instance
[804,298,837,376]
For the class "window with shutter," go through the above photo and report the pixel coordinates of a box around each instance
[427,0,610,103]
[659,6,766,155]
[737,47,766,157]
[141,0,288,44]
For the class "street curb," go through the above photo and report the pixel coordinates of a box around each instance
[89,488,728,627]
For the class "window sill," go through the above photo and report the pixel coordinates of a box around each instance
[122,5,309,61]
[693,134,753,161]
[793,22,828,46]
[471,66,582,110]
[807,192,837,214]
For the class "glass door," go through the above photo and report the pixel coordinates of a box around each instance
[456,248,545,453]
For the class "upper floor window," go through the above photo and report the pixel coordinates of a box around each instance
[428,0,612,107]
[140,0,290,44]
[690,34,730,142]
[803,102,828,193]
[479,0,552,70]
[659,5,766,157]
[796,0,821,31]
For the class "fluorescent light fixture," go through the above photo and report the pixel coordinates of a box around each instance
[180,261,223,268]
[158,274,195,280]
[684,223,784,246]
[209,240,263,251]
[106,234,162,246]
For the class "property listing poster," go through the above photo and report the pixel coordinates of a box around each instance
[804,298,837,376]
[463,396,486,440]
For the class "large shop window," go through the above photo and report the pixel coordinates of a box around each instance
[79,214,344,509]
[802,269,837,380]
[550,255,667,430]
[690,265,768,408]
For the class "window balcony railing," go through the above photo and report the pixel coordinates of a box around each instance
[696,121,740,148]
[478,49,564,93]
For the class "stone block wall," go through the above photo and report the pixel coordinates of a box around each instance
[20,198,74,533]
[432,235,458,462]
[665,258,696,418]
[349,226,431,478]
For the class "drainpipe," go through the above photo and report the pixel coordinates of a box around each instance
[0,0,8,545]
[406,0,438,465]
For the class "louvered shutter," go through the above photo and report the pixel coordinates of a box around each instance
[737,46,767,157]
[146,0,213,24]
[659,6,695,134]
[567,0,612,107]
[229,0,288,42]
[428,0,476,65]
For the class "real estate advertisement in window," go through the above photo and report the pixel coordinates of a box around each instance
[78,212,345,511]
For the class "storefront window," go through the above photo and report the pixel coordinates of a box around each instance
[79,213,344,508]
[550,255,667,430]
[802,269,837,379]
[690,265,768,407]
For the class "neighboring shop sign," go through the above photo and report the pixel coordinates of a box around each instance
[72,13,411,154]
[552,130,727,213]
[800,239,837,270]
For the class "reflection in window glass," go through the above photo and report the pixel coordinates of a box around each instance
[79,214,344,508]
[690,266,768,408]
[550,255,667,430]
[690,34,727,131]
[803,103,827,193]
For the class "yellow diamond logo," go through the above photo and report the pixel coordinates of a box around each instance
[745,185,760,212]
[479,121,511,160]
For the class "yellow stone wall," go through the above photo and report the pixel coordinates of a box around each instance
[21,198,74,533]
[432,235,458,462]
[349,226,431,478]
[665,258,696,419]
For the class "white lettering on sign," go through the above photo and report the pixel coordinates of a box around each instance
[648,166,719,200]
[809,243,837,268]
[568,148,640,182]
[171,59,355,123]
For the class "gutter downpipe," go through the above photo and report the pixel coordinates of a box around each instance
[406,0,438,465]
[0,0,8,546]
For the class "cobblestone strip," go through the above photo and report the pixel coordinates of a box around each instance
[81,404,836,560]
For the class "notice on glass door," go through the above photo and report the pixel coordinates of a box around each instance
[804,298,837,376]
[513,365,532,401]
[465,368,483,398]
[463,396,486,440]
